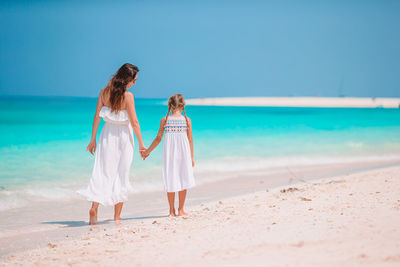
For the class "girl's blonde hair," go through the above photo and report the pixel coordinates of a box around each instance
[165,94,188,126]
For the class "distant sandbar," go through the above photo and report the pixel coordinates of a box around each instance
[186,97,400,108]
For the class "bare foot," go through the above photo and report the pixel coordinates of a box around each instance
[169,209,176,217]
[178,209,188,216]
[114,218,122,226]
[89,208,98,225]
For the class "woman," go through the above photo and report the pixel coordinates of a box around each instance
[77,63,146,225]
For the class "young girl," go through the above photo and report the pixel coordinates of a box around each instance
[143,94,195,216]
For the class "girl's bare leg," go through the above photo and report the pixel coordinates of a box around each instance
[114,202,123,221]
[178,189,188,216]
[89,202,99,225]
[167,192,176,216]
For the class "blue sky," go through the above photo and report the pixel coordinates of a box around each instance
[0,0,399,98]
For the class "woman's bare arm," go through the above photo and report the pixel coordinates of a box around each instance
[186,117,194,166]
[125,91,146,151]
[87,89,104,155]
[143,118,166,158]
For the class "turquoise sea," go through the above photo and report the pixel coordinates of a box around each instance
[1,96,400,210]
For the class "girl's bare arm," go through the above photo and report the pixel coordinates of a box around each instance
[186,117,194,166]
[125,92,146,150]
[144,118,166,157]
[144,118,165,157]
[87,89,104,155]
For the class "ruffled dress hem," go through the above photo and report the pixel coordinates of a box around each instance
[76,189,129,206]
[164,182,196,193]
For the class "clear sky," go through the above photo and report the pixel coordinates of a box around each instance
[0,0,399,98]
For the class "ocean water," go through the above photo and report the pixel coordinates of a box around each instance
[1,96,400,210]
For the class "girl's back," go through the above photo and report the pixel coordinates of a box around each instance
[164,115,188,135]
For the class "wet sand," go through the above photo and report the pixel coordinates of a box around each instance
[1,161,400,266]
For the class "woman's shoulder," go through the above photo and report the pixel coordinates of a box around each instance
[124,91,134,99]
[99,87,107,104]
[99,87,105,96]
[123,91,134,106]
[100,87,109,95]
[124,91,133,97]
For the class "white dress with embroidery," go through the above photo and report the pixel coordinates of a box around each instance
[162,115,195,192]
[77,106,134,206]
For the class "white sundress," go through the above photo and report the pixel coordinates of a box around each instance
[163,115,195,192]
[77,106,134,206]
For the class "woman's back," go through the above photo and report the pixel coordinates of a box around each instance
[101,88,133,110]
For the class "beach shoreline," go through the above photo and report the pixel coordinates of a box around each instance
[1,160,400,266]
[186,96,400,108]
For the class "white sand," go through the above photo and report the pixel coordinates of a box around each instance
[2,165,399,266]
[186,97,400,108]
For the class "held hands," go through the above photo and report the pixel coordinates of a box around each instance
[140,149,150,160]
[139,146,149,160]
[88,140,191,165]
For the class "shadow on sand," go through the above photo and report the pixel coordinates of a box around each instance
[41,215,169,228]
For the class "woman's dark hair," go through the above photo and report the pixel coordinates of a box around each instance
[104,63,139,111]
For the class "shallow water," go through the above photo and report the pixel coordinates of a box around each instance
[0,96,399,210]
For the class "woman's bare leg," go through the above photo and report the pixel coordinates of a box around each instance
[89,202,99,225]
[167,192,176,216]
[178,190,188,216]
[114,202,123,221]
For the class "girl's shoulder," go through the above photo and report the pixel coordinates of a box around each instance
[166,115,186,120]
[183,115,191,123]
